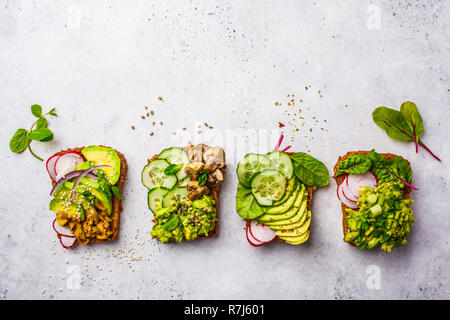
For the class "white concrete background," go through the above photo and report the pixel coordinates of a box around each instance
[1,0,449,300]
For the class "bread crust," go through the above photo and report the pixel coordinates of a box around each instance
[147,145,225,239]
[332,150,411,245]
[51,146,127,244]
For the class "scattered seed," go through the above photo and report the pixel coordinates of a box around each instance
[150,132,154,136]
[131,125,135,130]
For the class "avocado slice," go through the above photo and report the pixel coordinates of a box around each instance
[267,209,310,231]
[257,187,304,223]
[279,230,310,244]
[63,179,113,215]
[263,199,308,226]
[53,184,93,214]
[49,198,85,221]
[275,212,311,237]
[81,146,121,185]
[265,182,302,215]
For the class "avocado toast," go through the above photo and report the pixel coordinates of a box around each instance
[236,135,329,246]
[142,144,226,243]
[47,146,127,248]
[333,150,414,252]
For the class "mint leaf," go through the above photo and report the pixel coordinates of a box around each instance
[36,118,48,129]
[9,129,28,153]
[31,104,42,118]
[29,128,53,142]
[164,163,183,175]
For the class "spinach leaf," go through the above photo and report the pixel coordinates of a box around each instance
[372,106,414,141]
[400,101,423,152]
[372,102,440,161]
[9,129,29,153]
[236,183,267,219]
[290,152,329,187]
[335,154,372,176]
[391,157,412,183]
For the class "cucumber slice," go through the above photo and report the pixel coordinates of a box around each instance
[163,187,189,207]
[266,151,294,179]
[237,153,272,187]
[142,159,177,190]
[158,147,190,180]
[148,187,169,213]
[177,176,191,187]
[251,169,287,206]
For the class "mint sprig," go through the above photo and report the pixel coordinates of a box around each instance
[9,104,57,161]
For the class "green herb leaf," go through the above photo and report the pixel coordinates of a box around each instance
[290,152,329,187]
[111,185,124,200]
[36,118,48,129]
[198,169,209,186]
[164,163,183,175]
[9,129,29,153]
[335,154,372,176]
[29,128,54,142]
[372,106,414,141]
[400,101,423,152]
[31,104,42,118]
[162,215,180,231]
[235,183,268,219]
[48,108,57,117]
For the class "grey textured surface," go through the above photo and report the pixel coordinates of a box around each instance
[1,0,449,300]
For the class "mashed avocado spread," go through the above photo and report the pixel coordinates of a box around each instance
[150,195,216,243]
[344,180,414,252]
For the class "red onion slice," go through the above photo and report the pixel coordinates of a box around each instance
[50,170,98,196]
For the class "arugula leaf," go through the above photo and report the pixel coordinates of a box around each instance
[31,104,42,118]
[336,154,372,176]
[400,101,423,153]
[164,163,183,175]
[29,128,54,142]
[9,129,29,153]
[290,152,329,187]
[198,169,209,186]
[111,185,124,200]
[236,183,268,219]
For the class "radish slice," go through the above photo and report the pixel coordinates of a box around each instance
[341,180,359,202]
[337,181,358,209]
[60,235,77,249]
[249,220,276,243]
[55,152,84,181]
[46,154,61,181]
[346,171,378,199]
[246,224,264,247]
[52,219,75,238]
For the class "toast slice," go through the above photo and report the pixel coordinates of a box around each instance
[148,144,226,239]
[51,146,127,243]
[333,151,411,244]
